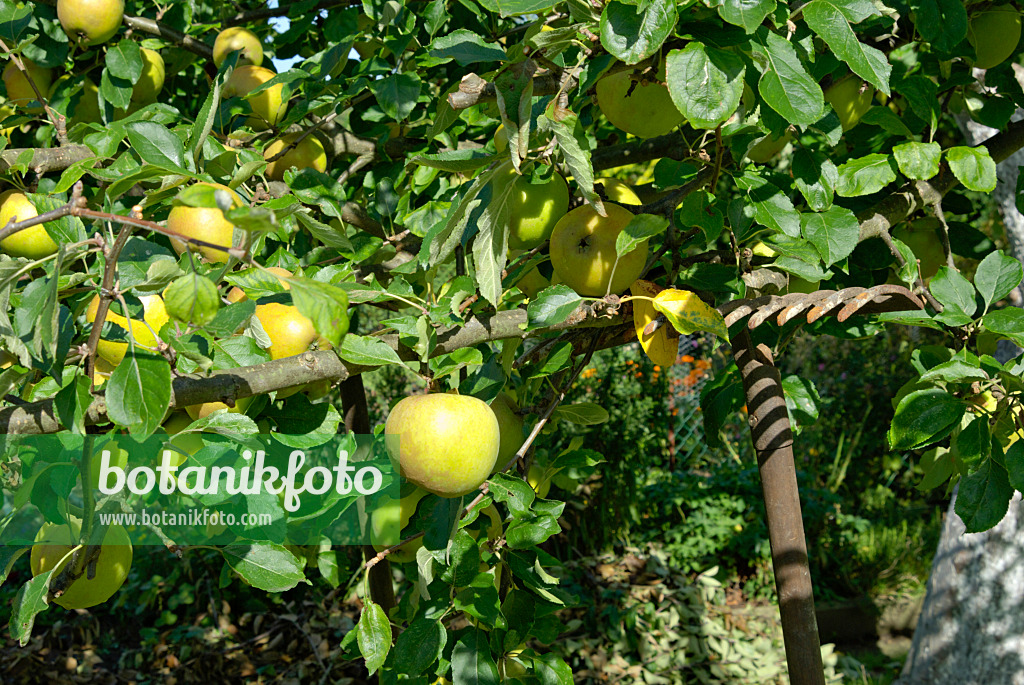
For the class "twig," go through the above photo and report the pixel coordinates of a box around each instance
[0,39,67,145]
[122,16,214,60]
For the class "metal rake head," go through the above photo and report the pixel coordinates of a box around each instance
[719,285,925,330]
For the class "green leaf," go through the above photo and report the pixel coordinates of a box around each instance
[340,335,404,367]
[946,146,997,192]
[665,44,745,129]
[525,285,582,330]
[411,149,495,173]
[1004,440,1024,492]
[615,214,667,257]
[800,205,859,267]
[476,0,556,18]
[975,251,1024,310]
[289,278,350,348]
[428,29,507,65]
[54,374,91,435]
[125,121,189,173]
[716,0,776,33]
[802,0,891,95]
[734,171,801,237]
[163,273,221,327]
[370,72,421,122]
[190,79,220,167]
[983,308,1024,348]
[552,403,610,425]
[835,153,898,197]
[105,41,143,82]
[929,266,976,317]
[953,415,990,470]
[105,353,172,436]
[9,573,50,645]
[888,388,965,451]
[792,150,837,212]
[394,617,445,675]
[221,543,308,592]
[599,0,677,65]
[892,142,942,180]
[452,628,501,684]
[752,30,825,127]
[955,456,1012,533]
[911,0,968,53]
[357,602,392,675]
[544,104,599,212]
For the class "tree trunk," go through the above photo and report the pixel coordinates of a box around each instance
[898,490,1024,684]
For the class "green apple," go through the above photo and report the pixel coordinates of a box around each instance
[596,66,684,139]
[746,130,793,163]
[549,203,648,296]
[825,76,873,131]
[511,252,550,299]
[490,392,524,471]
[527,463,551,498]
[892,218,945,280]
[493,167,569,250]
[31,517,132,609]
[969,5,1022,70]
[385,394,500,497]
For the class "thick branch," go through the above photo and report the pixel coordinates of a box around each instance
[0,145,93,175]
[0,303,625,435]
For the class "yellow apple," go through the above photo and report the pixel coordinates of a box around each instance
[213,27,264,68]
[494,123,508,153]
[385,394,500,497]
[184,396,252,421]
[57,0,124,47]
[595,66,684,139]
[0,190,59,259]
[223,65,287,130]
[549,203,648,296]
[166,182,244,263]
[87,441,128,491]
[3,58,52,111]
[130,48,165,105]
[969,5,1022,70]
[85,293,169,366]
[253,302,320,360]
[595,177,641,206]
[511,254,550,299]
[263,133,327,181]
[31,517,132,609]
[825,76,873,131]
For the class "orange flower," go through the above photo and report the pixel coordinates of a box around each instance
[680,355,695,363]
[653,365,661,372]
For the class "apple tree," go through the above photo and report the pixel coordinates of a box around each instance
[1,0,1024,682]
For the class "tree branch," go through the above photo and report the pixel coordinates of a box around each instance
[123,16,214,60]
[0,145,93,175]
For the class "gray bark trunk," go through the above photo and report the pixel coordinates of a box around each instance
[898,489,1024,684]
